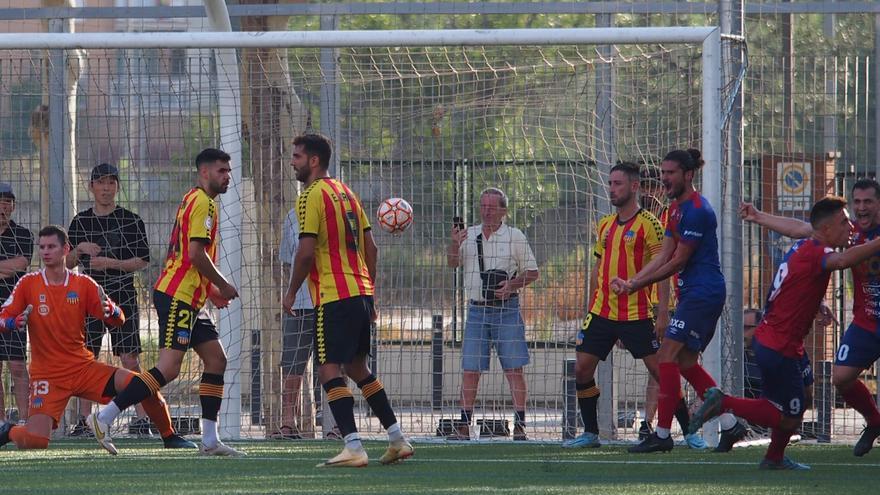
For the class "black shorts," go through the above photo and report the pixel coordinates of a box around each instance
[576,313,658,360]
[153,290,219,351]
[85,301,141,357]
[315,295,374,365]
[0,329,26,361]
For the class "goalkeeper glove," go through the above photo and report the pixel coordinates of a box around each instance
[99,285,122,319]
[4,304,32,331]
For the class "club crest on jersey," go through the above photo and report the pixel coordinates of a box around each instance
[66,291,79,304]
[624,230,636,243]
[176,330,190,346]
[38,304,49,316]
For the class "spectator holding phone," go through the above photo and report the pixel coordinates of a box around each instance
[446,187,539,441]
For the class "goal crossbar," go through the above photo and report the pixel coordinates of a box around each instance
[0,27,718,49]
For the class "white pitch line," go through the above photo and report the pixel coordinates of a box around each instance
[32,453,879,468]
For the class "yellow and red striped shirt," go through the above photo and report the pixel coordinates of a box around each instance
[154,187,218,310]
[589,209,664,321]
[297,178,374,306]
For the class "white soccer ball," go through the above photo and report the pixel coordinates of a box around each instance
[376,197,414,234]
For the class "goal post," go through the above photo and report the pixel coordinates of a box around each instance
[0,27,729,442]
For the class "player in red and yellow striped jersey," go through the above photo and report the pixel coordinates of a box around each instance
[91,149,244,457]
[283,133,411,468]
[565,162,696,448]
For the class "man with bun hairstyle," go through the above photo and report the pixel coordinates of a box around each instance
[612,149,740,453]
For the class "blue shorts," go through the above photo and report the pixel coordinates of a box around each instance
[753,338,811,418]
[834,322,880,369]
[664,295,724,352]
[461,298,530,372]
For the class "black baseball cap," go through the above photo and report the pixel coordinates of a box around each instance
[0,183,14,200]
[90,163,119,182]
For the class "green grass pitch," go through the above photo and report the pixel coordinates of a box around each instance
[1,440,875,494]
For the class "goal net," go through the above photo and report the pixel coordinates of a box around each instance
[0,28,731,442]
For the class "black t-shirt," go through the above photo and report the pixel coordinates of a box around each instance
[68,206,149,297]
[0,220,33,299]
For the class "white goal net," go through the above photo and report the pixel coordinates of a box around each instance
[0,28,728,441]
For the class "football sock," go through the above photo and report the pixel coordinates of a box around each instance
[680,364,716,399]
[657,362,681,431]
[141,391,174,438]
[97,401,121,425]
[356,374,398,429]
[765,428,793,462]
[199,372,224,422]
[9,426,49,449]
[202,419,218,446]
[721,396,782,427]
[576,380,600,435]
[105,367,167,423]
[344,432,364,451]
[841,380,880,427]
[324,377,358,437]
[387,422,404,443]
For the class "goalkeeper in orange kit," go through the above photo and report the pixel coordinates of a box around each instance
[0,225,191,453]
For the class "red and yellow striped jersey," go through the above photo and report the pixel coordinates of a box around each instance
[589,209,664,321]
[297,178,373,306]
[154,187,218,309]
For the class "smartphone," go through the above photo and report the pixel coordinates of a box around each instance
[453,216,465,231]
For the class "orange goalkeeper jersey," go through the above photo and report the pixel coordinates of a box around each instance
[0,269,125,379]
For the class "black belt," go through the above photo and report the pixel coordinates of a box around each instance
[290,309,314,316]
[469,296,517,307]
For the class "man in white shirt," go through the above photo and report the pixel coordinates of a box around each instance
[447,187,539,441]
[272,207,317,439]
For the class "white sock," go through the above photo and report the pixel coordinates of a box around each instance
[719,413,737,430]
[202,419,218,447]
[655,426,670,439]
[387,423,404,443]
[344,432,364,451]
[97,402,121,424]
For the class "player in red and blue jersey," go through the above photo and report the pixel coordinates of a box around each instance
[612,149,739,453]
[741,178,880,457]
[691,196,880,469]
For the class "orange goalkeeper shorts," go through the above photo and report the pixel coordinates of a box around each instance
[29,361,118,427]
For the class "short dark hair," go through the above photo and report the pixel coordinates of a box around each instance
[852,178,880,199]
[195,148,231,169]
[809,195,848,228]
[38,225,69,246]
[610,161,641,182]
[292,133,333,170]
[663,148,705,173]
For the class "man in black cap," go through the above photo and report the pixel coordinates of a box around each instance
[0,183,33,425]
[66,164,194,448]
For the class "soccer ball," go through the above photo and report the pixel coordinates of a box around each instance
[376,197,414,234]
